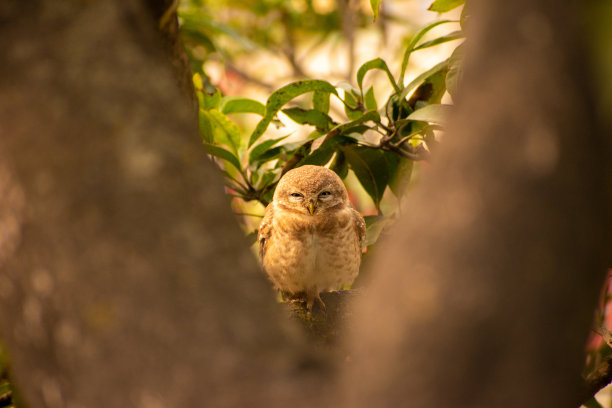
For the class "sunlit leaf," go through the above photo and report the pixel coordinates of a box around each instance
[203,89,222,110]
[192,73,203,91]
[428,0,465,13]
[282,107,335,131]
[208,109,242,154]
[299,143,336,166]
[198,109,213,143]
[400,59,449,100]
[406,67,449,107]
[413,30,464,51]
[255,168,282,189]
[342,89,359,109]
[249,135,289,165]
[203,143,242,172]
[249,80,338,147]
[313,90,331,114]
[405,104,453,125]
[329,111,380,137]
[357,58,400,94]
[446,42,465,99]
[370,0,382,21]
[399,20,455,85]
[364,86,378,111]
[344,106,363,121]
[221,97,266,116]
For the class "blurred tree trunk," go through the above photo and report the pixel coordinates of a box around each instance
[0,1,324,407]
[340,0,609,407]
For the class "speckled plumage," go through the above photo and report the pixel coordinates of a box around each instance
[258,165,366,309]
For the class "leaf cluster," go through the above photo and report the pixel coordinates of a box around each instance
[185,0,466,247]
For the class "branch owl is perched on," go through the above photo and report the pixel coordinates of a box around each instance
[258,165,366,310]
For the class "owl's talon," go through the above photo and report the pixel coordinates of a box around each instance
[315,294,326,310]
[305,292,326,312]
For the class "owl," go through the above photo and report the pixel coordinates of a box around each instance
[258,165,366,310]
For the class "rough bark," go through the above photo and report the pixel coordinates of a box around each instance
[341,0,609,407]
[0,1,325,407]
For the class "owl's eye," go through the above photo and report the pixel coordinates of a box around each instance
[289,192,304,199]
[319,191,332,199]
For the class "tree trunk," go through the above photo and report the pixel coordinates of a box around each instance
[0,1,324,407]
[340,0,609,407]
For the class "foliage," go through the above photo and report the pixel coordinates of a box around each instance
[181,0,465,248]
[0,342,14,408]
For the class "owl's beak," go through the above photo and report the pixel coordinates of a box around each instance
[306,200,316,215]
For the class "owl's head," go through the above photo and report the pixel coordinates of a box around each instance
[273,165,348,215]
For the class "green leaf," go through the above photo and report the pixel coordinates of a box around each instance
[248,80,338,147]
[342,145,389,209]
[204,143,242,172]
[208,109,242,154]
[406,104,453,125]
[406,66,449,107]
[343,89,359,109]
[385,93,413,122]
[364,86,378,111]
[203,89,222,110]
[313,90,331,114]
[428,0,465,13]
[385,152,414,196]
[249,136,289,166]
[299,143,337,166]
[363,215,393,247]
[342,125,373,142]
[329,111,381,137]
[357,58,400,94]
[282,107,335,131]
[180,27,216,52]
[446,42,465,99]
[343,91,363,120]
[583,397,605,408]
[345,107,363,121]
[413,30,464,51]
[221,98,266,116]
[255,168,282,189]
[400,59,449,101]
[330,151,349,179]
[198,109,213,143]
[399,20,455,85]
[0,381,11,398]
[370,0,382,20]
[244,230,259,246]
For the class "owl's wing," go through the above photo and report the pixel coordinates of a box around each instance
[258,202,274,263]
[351,208,367,249]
